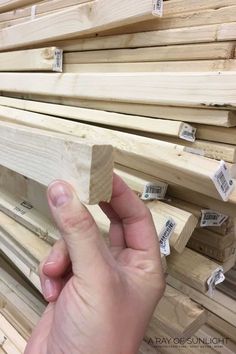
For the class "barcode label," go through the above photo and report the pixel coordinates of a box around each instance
[13,200,33,216]
[200,209,229,227]
[207,267,225,297]
[141,181,168,201]
[184,147,205,157]
[179,124,196,142]
[53,49,63,72]
[159,218,176,256]
[152,0,163,16]
[212,161,234,201]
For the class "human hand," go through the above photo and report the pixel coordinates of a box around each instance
[25,174,165,354]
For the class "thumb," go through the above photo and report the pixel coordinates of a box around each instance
[47,180,111,278]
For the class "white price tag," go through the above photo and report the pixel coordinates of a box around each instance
[141,181,168,201]
[159,218,176,256]
[53,49,63,72]
[152,0,163,16]
[184,147,205,157]
[179,124,196,142]
[200,210,229,227]
[207,267,225,297]
[13,200,33,216]
[212,161,235,201]
[31,5,37,20]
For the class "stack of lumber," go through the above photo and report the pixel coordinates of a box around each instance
[0,0,236,353]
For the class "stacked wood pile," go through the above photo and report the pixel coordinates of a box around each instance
[0,0,236,353]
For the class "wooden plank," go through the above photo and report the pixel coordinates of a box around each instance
[0,0,160,51]
[60,24,217,51]
[0,233,42,291]
[0,0,92,22]
[207,312,236,343]
[1,95,236,127]
[0,100,193,139]
[64,59,236,73]
[0,72,236,108]
[169,198,235,235]
[164,0,236,15]
[0,188,59,245]
[64,45,236,63]
[0,0,41,14]
[152,285,207,339]
[167,248,224,294]
[167,275,236,327]
[0,314,26,353]
[196,124,236,145]
[142,135,236,163]
[188,230,236,262]
[0,211,51,264]
[0,47,63,72]
[59,23,236,51]
[0,121,113,204]
[101,4,236,34]
[0,105,233,203]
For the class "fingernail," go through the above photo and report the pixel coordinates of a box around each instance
[45,249,62,266]
[48,181,73,208]
[43,278,56,300]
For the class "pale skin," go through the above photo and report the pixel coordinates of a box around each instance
[24,174,165,354]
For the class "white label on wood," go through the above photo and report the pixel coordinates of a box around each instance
[211,160,235,201]
[13,200,34,216]
[200,210,229,227]
[53,49,63,72]
[159,218,176,256]
[207,267,225,297]
[179,124,197,142]
[152,0,163,16]
[184,147,205,157]
[31,5,37,20]
[141,181,168,201]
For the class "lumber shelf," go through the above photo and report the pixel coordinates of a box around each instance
[0,105,235,202]
[1,104,236,203]
[0,0,161,51]
[0,121,114,204]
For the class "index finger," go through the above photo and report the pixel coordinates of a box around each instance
[102,174,159,253]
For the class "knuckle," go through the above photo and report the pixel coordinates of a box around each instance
[60,208,95,234]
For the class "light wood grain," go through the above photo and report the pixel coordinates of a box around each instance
[196,124,236,145]
[0,72,236,108]
[167,248,224,294]
[0,0,159,51]
[1,95,236,127]
[0,0,41,13]
[101,4,236,35]
[0,99,190,138]
[167,275,236,327]
[152,285,207,339]
[0,47,63,72]
[0,105,233,202]
[64,59,236,73]
[64,44,236,63]
[0,121,113,204]
[60,22,236,51]
[0,0,92,22]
